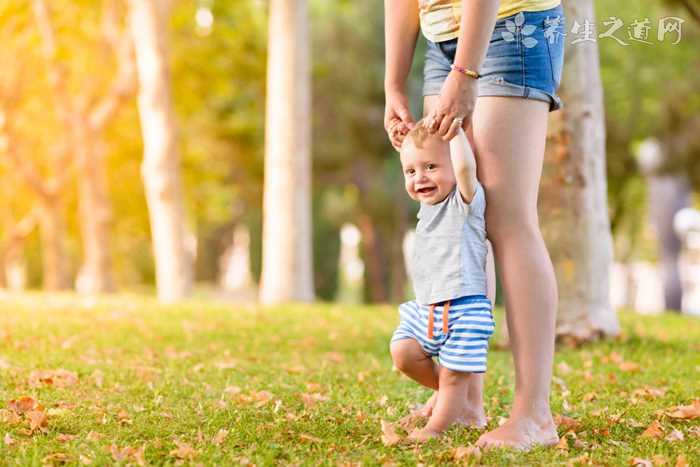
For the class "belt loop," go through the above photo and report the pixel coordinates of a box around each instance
[427,304,435,340]
[443,301,450,334]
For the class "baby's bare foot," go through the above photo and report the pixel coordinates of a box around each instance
[476,416,558,451]
[417,392,438,417]
[407,427,441,443]
[456,406,487,429]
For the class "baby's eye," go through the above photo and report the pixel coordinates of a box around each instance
[405,168,415,175]
[426,163,436,170]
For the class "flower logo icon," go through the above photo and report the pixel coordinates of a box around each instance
[501,12,538,48]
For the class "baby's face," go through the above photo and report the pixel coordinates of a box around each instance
[400,137,456,205]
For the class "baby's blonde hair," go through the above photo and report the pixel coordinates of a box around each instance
[402,119,431,150]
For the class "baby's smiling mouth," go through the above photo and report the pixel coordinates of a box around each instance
[417,186,436,195]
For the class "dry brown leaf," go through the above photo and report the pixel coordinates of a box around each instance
[556,434,570,450]
[305,382,323,392]
[664,429,684,442]
[285,364,307,374]
[41,452,69,464]
[378,395,389,407]
[325,352,345,364]
[215,360,237,370]
[640,420,664,439]
[619,361,641,372]
[380,420,400,446]
[557,361,573,375]
[27,409,48,432]
[675,455,688,467]
[117,410,132,425]
[79,454,93,465]
[688,426,700,438]
[357,372,368,382]
[299,433,322,443]
[629,458,653,467]
[555,415,582,432]
[8,396,41,414]
[583,392,597,402]
[86,431,103,442]
[4,433,14,446]
[212,428,229,445]
[169,440,197,460]
[91,370,104,388]
[56,433,77,443]
[28,369,78,388]
[665,400,700,420]
[300,392,329,407]
[1,409,21,425]
[632,387,666,399]
[453,446,481,460]
[607,351,624,364]
[223,386,242,397]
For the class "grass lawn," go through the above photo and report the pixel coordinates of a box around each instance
[0,293,698,465]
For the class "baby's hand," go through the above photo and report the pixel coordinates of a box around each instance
[388,117,410,151]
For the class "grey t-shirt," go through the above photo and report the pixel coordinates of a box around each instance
[412,183,488,305]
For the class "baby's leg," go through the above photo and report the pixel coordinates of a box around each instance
[409,367,472,441]
[390,339,439,390]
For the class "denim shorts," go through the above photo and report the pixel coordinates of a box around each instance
[423,4,566,111]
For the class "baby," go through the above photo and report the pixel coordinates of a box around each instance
[390,119,495,441]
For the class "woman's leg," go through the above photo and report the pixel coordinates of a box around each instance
[469,96,558,448]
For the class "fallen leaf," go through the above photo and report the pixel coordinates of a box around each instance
[640,420,664,439]
[28,369,78,388]
[619,361,641,372]
[305,382,322,392]
[583,392,597,402]
[41,452,69,464]
[86,431,103,442]
[27,409,48,432]
[91,370,104,388]
[378,395,389,407]
[325,352,345,364]
[214,360,237,370]
[651,455,668,466]
[380,420,400,446]
[665,400,700,420]
[557,362,572,375]
[556,435,569,450]
[664,429,684,442]
[675,455,688,467]
[555,415,582,432]
[300,392,329,407]
[8,396,41,414]
[4,433,14,446]
[212,428,229,445]
[79,454,92,465]
[688,426,700,438]
[453,446,481,460]
[629,458,653,467]
[56,434,77,443]
[169,440,196,460]
[300,433,322,443]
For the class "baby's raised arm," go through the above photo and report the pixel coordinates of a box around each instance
[448,128,479,203]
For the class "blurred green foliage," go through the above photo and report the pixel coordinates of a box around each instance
[0,0,698,298]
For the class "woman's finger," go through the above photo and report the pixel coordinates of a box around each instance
[437,113,456,137]
[442,116,463,141]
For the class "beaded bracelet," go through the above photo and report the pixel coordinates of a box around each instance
[451,64,480,79]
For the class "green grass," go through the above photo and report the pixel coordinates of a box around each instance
[0,293,698,465]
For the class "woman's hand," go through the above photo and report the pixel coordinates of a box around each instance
[426,71,478,140]
[384,90,416,151]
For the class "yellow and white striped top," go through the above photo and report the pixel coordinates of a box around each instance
[419,0,562,42]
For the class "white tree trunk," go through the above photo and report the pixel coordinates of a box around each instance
[129,0,192,302]
[259,0,314,303]
[540,0,619,341]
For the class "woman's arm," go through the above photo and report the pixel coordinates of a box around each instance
[384,0,420,150]
[428,0,500,140]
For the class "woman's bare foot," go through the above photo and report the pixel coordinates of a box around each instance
[476,415,558,451]
[407,427,440,443]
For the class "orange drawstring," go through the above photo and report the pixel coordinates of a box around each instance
[427,300,450,339]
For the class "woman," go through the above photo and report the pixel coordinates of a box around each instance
[384,0,565,450]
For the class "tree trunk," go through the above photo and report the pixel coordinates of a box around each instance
[259,0,314,304]
[39,196,69,291]
[540,0,619,342]
[129,0,192,302]
[75,123,115,294]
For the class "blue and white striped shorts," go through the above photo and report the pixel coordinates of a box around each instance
[391,295,495,373]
